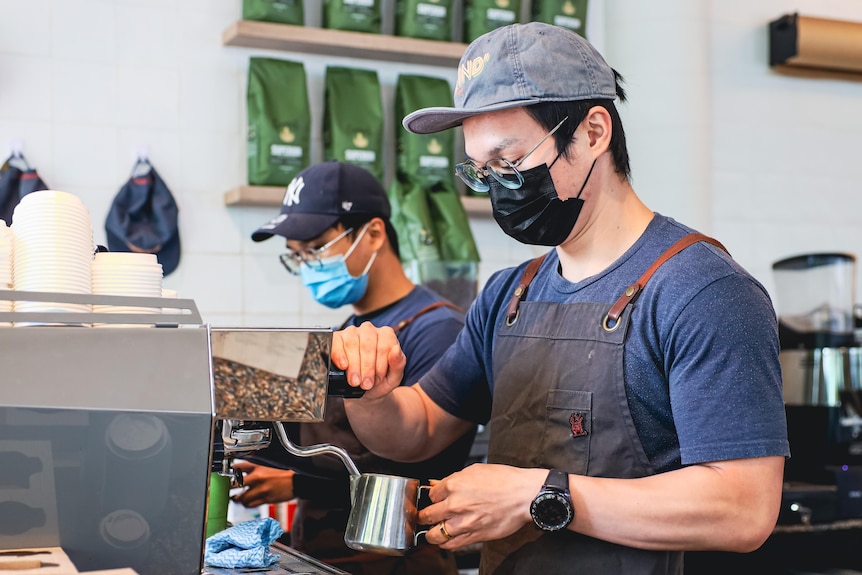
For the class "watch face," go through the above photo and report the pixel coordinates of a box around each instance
[531,491,573,531]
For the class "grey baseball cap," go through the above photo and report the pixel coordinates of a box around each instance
[403,22,617,135]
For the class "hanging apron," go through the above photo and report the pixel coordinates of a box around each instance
[481,234,727,575]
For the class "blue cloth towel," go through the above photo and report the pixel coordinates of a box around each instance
[205,517,284,568]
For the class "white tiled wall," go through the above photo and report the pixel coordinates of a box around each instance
[1,0,861,325]
[709,0,862,298]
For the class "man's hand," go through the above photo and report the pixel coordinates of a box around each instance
[418,464,544,549]
[231,461,296,508]
[331,322,407,399]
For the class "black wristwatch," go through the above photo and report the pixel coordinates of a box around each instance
[530,469,574,532]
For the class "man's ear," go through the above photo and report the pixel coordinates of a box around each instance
[585,106,612,153]
[366,217,388,251]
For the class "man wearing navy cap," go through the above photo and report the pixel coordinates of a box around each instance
[237,160,476,575]
[331,23,789,574]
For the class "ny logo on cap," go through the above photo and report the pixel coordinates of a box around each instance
[283,176,304,207]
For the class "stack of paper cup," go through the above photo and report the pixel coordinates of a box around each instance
[0,221,12,326]
[11,191,95,323]
[92,252,163,327]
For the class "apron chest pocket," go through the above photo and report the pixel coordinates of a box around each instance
[540,389,592,475]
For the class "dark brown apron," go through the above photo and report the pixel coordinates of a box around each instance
[481,234,726,575]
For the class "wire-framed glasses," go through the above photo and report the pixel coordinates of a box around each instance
[279,227,354,275]
[455,116,568,193]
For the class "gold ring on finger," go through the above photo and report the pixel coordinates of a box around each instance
[439,520,454,540]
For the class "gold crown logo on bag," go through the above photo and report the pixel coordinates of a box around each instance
[353,132,369,148]
[279,126,296,143]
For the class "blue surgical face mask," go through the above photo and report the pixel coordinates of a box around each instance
[299,224,378,309]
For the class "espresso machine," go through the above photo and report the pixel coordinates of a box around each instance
[0,292,356,575]
[773,253,862,523]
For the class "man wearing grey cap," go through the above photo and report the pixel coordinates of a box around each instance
[333,23,789,574]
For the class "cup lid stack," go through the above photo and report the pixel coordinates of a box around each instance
[92,251,164,327]
[11,191,95,320]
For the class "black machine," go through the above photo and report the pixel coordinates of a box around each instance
[773,253,862,525]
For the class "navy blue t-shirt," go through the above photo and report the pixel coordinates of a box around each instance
[344,284,465,388]
[420,214,790,473]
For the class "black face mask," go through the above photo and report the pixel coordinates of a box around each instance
[489,159,596,246]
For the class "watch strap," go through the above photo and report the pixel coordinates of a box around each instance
[544,469,569,492]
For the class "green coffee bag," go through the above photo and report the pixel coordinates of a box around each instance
[391,74,479,267]
[387,177,440,263]
[242,0,304,25]
[394,75,455,188]
[323,0,381,33]
[395,0,454,42]
[247,58,311,186]
[464,0,522,43]
[324,66,384,181]
[532,0,589,38]
[426,181,480,262]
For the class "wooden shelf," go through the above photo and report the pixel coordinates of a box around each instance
[224,185,492,218]
[222,20,467,67]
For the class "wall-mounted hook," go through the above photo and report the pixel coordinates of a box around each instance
[7,140,31,171]
[136,145,149,163]
[9,139,23,158]
[131,145,152,178]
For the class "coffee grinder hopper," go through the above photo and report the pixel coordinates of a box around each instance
[772,252,857,350]
[209,327,361,483]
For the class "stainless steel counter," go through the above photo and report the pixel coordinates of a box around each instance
[203,542,348,575]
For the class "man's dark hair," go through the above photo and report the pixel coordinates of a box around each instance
[525,70,631,182]
[339,213,401,259]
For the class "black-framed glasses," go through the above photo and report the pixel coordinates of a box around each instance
[279,227,354,276]
[455,116,568,193]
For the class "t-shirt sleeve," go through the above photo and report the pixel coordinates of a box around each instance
[419,269,517,425]
[666,273,789,465]
[399,311,465,388]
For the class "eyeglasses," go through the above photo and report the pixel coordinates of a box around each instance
[455,116,568,193]
[279,227,354,275]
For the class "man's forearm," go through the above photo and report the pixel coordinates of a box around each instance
[344,385,432,462]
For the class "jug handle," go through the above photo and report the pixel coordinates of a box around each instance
[273,421,361,477]
[413,485,434,546]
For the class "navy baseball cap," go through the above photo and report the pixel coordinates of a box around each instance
[252,161,390,242]
[105,161,181,276]
[403,22,618,134]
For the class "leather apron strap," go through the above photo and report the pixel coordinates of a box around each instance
[603,233,728,329]
[505,234,727,327]
[393,301,463,334]
[506,254,549,325]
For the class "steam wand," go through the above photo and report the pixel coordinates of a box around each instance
[273,421,361,477]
